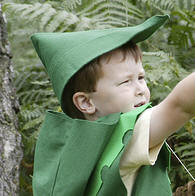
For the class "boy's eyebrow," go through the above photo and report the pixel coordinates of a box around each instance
[123,70,145,78]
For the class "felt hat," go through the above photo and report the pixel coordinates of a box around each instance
[31,14,169,110]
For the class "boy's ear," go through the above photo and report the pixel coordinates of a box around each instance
[73,92,96,114]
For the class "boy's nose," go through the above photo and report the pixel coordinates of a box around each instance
[135,83,144,96]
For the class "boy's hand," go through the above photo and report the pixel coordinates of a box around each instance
[149,72,195,148]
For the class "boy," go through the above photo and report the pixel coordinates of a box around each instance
[31,15,195,195]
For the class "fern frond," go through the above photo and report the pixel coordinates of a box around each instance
[45,11,79,32]
[27,3,54,21]
[136,0,174,12]
[142,51,189,102]
[63,0,83,10]
[5,1,145,32]
[4,3,30,13]
[21,129,40,156]
[168,9,194,49]
[79,1,142,18]
[40,5,57,29]
[18,88,54,104]
[31,80,50,85]
[20,3,43,19]
[76,0,108,16]
[22,115,44,130]
[20,107,43,122]
[175,143,195,153]
[186,157,195,162]
[174,131,193,140]
[172,9,194,24]
[181,150,195,158]
[96,15,128,26]
[175,0,195,10]
[76,0,143,28]
[5,3,80,32]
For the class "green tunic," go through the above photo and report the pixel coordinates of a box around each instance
[33,103,172,196]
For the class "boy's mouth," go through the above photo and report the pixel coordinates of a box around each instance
[134,102,145,107]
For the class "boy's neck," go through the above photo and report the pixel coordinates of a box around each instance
[84,113,98,121]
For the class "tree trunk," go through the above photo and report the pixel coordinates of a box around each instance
[0,2,23,196]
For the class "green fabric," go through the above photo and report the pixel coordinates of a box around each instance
[86,103,151,195]
[132,145,172,196]
[86,103,172,196]
[33,104,161,196]
[33,104,172,196]
[33,110,121,196]
[31,15,169,111]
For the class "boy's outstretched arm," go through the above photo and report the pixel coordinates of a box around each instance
[149,72,195,148]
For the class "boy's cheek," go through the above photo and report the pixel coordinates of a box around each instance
[146,88,151,102]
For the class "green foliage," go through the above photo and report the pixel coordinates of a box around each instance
[168,8,195,69]
[15,63,59,151]
[168,120,195,190]
[134,0,174,17]
[14,63,59,195]
[135,0,195,70]
[76,0,144,27]
[175,120,195,173]
[62,0,83,10]
[4,0,145,32]
[142,51,189,103]
[4,0,195,195]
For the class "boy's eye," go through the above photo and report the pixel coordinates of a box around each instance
[120,80,130,85]
[117,80,130,86]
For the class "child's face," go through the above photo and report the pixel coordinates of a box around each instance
[90,49,150,119]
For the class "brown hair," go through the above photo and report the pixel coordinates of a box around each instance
[62,42,142,119]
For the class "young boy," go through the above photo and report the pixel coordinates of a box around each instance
[31,15,195,196]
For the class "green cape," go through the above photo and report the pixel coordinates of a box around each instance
[33,109,121,195]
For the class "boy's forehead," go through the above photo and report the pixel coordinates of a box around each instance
[99,50,144,76]
[99,48,126,65]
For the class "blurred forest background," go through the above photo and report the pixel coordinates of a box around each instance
[1,0,195,195]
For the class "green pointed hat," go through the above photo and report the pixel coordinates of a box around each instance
[31,15,169,109]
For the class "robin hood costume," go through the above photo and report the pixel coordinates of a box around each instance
[31,15,172,196]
